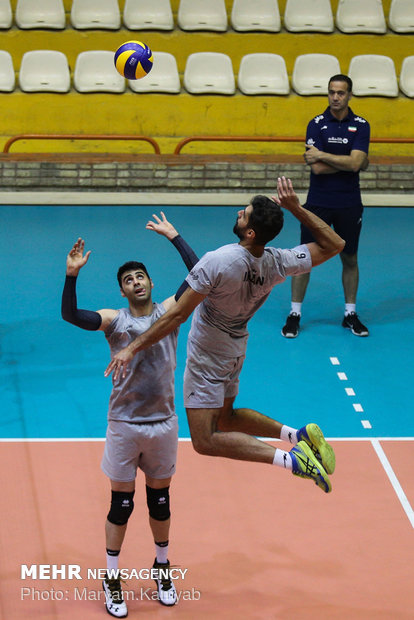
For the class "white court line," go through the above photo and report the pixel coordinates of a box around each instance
[353,403,364,412]
[345,387,355,396]
[337,372,348,380]
[371,439,414,529]
[330,357,340,365]
[1,437,413,442]
[361,420,372,429]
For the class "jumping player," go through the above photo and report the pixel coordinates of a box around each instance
[61,213,198,618]
[104,178,345,494]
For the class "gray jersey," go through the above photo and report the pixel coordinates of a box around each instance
[185,243,312,356]
[105,304,178,423]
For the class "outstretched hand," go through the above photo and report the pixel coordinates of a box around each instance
[66,238,91,276]
[146,211,178,241]
[272,176,301,214]
[104,345,134,381]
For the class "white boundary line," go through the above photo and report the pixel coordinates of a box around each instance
[0,437,413,442]
[371,439,414,529]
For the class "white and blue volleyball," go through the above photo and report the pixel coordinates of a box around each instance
[114,41,153,80]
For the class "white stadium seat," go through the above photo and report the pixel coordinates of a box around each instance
[15,0,66,29]
[71,0,121,30]
[184,52,235,94]
[0,50,15,91]
[178,0,227,32]
[123,0,174,31]
[336,0,386,34]
[19,50,70,93]
[0,0,12,29]
[74,51,125,93]
[284,0,334,33]
[399,56,414,98]
[292,54,341,95]
[348,55,399,97]
[389,0,414,34]
[129,52,180,93]
[238,53,289,95]
[231,0,281,33]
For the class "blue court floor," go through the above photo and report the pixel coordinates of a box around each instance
[1,203,413,440]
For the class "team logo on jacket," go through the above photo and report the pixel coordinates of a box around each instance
[348,126,357,132]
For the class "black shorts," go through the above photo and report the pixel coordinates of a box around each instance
[300,203,363,255]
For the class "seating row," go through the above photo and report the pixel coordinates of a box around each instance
[0,0,413,34]
[1,50,413,97]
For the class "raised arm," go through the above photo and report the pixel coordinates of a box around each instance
[146,211,199,271]
[104,286,206,381]
[273,177,345,266]
[146,211,200,309]
[62,238,116,331]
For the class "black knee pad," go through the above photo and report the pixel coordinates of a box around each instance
[146,485,170,521]
[107,490,135,526]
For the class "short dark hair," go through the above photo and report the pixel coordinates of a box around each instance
[329,74,353,92]
[117,261,150,287]
[248,195,284,245]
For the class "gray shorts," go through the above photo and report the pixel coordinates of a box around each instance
[101,416,178,482]
[183,338,245,409]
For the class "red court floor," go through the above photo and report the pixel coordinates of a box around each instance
[1,440,413,620]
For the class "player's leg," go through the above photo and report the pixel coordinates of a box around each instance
[141,418,178,606]
[103,479,134,618]
[187,403,275,462]
[187,406,331,492]
[184,342,332,491]
[101,421,138,618]
[217,399,335,474]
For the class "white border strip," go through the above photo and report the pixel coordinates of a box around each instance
[0,191,413,207]
[371,439,414,528]
[0,437,413,442]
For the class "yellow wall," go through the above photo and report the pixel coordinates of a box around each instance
[2,0,411,156]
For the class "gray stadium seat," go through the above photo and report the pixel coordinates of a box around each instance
[348,55,399,97]
[123,0,174,30]
[0,50,15,91]
[74,51,126,93]
[238,53,289,95]
[184,52,235,94]
[178,0,228,32]
[231,0,281,32]
[71,0,121,30]
[19,50,70,92]
[15,0,66,29]
[0,0,12,29]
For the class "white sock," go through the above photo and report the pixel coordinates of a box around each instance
[155,541,169,564]
[280,424,298,444]
[345,303,356,316]
[106,549,120,572]
[272,448,293,470]
[291,302,302,316]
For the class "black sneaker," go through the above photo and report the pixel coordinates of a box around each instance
[102,574,128,618]
[342,312,369,336]
[152,559,177,606]
[281,313,300,338]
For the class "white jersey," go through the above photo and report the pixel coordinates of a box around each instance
[105,304,178,423]
[185,243,312,357]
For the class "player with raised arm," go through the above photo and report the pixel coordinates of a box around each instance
[62,213,198,618]
[105,178,345,496]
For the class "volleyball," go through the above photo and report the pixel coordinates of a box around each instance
[114,41,153,80]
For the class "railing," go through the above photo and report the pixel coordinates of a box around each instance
[173,135,414,155]
[2,133,414,155]
[3,134,161,154]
